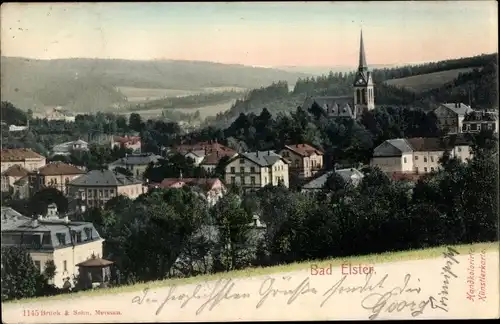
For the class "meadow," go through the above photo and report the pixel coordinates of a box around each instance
[117,101,237,120]
[117,86,247,103]
[384,67,477,93]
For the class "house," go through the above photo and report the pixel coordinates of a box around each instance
[1,205,104,288]
[301,168,364,193]
[111,136,141,153]
[1,148,46,173]
[1,164,29,196]
[433,103,474,134]
[108,153,162,179]
[302,30,375,120]
[149,178,227,206]
[67,170,146,210]
[45,107,76,122]
[200,149,237,173]
[225,151,289,191]
[51,139,89,157]
[279,144,324,179]
[29,162,86,196]
[462,110,499,133]
[183,150,206,166]
[370,136,473,175]
[171,141,237,172]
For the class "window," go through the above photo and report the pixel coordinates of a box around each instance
[63,260,67,272]
[251,176,256,185]
[403,157,407,163]
[230,167,235,174]
[488,124,493,130]
[104,189,109,198]
[99,190,103,197]
[56,233,66,245]
[231,177,236,184]
[250,167,256,173]
[424,167,428,172]
[239,158,245,164]
[424,157,427,163]
[34,261,41,272]
[240,176,245,185]
[84,227,93,241]
[414,156,418,160]
[415,167,419,173]
[295,160,300,168]
[88,189,93,197]
[431,156,434,162]
[458,147,462,152]
[240,167,245,174]
[431,167,435,172]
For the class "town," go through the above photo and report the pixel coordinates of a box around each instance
[1,13,498,302]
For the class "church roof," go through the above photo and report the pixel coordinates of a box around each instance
[304,96,356,118]
[358,29,368,71]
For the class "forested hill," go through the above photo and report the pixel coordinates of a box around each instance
[204,53,498,129]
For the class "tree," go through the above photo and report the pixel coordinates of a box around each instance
[211,193,254,271]
[1,247,44,301]
[129,113,143,132]
[29,188,68,216]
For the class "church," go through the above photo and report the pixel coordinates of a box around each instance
[302,30,375,119]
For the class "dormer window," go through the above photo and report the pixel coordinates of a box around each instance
[56,233,66,245]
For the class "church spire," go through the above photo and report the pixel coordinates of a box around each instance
[358,29,368,72]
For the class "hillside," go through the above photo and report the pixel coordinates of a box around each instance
[384,67,478,93]
[204,53,498,128]
[0,57,311,113]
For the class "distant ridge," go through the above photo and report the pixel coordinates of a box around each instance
[0,56,313,112]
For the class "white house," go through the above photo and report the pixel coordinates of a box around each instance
[371,136,473,174]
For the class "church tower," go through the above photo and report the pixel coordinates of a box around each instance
[353,30,375,115]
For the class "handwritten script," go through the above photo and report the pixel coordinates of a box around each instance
[131,267,453,320]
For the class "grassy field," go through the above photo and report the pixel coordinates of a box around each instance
[118,101,236,120]
[117,86,248,103]
[384,68,477,93]
[5,241,498,304]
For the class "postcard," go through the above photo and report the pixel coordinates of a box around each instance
[1,1,499,323]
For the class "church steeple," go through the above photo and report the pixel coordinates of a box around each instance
[353,28,375,116]
[358,29,368,72]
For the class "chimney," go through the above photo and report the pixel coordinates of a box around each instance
[216,151,219,157]
[458,103,461,108]
[32,219,38,228]
[268,150,271,156]
[64,216,69,223]
[256,151,259,157]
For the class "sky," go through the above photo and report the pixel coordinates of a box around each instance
[1,2,498,67]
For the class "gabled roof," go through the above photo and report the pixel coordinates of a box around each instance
[1,148,45,161]
[109,153,161,166]
[406,138,445,152]
[230,151,286,167]
[283,144,324,157]
[185,150,206,158]
[68,170,143,187]
[437,103,474,116]
[201,150,236,165]
[302,168,364,190]
[34,162,85,176]
[1,207,32,231]
[1,164,29,177]
[151,178,223,192]
[374,137,471,157]
[373,139,413,157]
[303,96,355,118]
